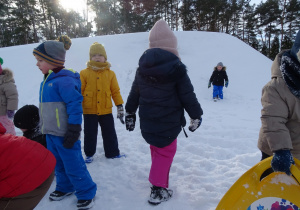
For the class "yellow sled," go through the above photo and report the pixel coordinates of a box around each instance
[216,157,300,210]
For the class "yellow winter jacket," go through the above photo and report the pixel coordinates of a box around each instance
[80,61,124,115]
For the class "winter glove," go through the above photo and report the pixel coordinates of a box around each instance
[208,81,211,88]
[271,149,295,175]
[7,110,15,119]
[63,124,81,149]
[117,104,124,124]
[225,81,229,88]
[125,112,136,131]
[188,118,202,132]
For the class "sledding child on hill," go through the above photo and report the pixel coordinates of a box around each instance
[33,35,97,210]
[125,19,203,205]
[0,122,56,210]
[0,57,18,135]
[14,104,47,148]
[257,29,300,176]
[80,42,125,163]
[208,62,229,101]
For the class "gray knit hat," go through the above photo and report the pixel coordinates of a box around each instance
[217,62,223,67]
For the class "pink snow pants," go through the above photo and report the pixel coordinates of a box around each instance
[149,139,177,188]
[0,115,16,135]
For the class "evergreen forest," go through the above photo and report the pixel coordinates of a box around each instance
[1,0,299,60]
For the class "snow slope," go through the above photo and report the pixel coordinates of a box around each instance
[0,31,272,210]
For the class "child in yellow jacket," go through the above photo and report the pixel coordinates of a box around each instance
[80,42,124,163]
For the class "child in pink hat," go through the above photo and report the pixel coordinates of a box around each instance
[125,20,203,205]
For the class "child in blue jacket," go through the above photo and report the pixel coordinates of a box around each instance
[33,35,97,210]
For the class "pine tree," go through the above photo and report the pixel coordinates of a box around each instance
[269,35,280,60]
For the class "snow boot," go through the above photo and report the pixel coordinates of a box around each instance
[111,154,126,159]
[49,190,73,201]
[213,97,217,102]
[148,185,173,205]
[85,156,94,163]
[77,199,94,210]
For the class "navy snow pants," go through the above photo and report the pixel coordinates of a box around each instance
[83,114,120,158]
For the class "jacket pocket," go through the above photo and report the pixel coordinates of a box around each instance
[0,95,7,106]
[83,91,93,108]
[105,91,113,108]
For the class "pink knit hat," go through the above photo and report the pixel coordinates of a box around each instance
[149,20,179,57]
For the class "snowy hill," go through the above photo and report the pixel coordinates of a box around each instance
[0,31,272,210]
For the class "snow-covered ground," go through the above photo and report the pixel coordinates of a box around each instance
[0,31,272,209]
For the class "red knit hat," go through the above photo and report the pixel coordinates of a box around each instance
[149,20,179,58]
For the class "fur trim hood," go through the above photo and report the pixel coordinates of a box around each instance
[271,50,287,78]
[0,68,15,84]
[214,66,226,71]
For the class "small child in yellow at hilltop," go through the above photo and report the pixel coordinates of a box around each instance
[80,42,125,163]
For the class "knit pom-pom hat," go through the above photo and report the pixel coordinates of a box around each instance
[89,42,107,60]
[291,30,300,63]
[149,19,179,58]
[33,35,72,66]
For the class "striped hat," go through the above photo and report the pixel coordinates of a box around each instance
[33,35,71,66]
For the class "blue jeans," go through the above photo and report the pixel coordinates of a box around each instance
[213,85,223,99]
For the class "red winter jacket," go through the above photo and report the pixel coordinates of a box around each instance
[0,123,56,198]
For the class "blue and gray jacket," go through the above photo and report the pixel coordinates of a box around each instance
[39,68,83,137]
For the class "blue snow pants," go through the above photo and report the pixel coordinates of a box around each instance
[213,85,224,99]
[46,134,97,200]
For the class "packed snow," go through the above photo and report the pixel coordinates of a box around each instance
[0,31,273,209]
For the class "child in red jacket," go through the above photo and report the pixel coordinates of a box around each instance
[0,122,55,210]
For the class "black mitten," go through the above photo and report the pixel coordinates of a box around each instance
[125,112,136,131]
[63,124,81,149]
[117,105,125,124]
[188,118,202,132]
[271,149,295,175]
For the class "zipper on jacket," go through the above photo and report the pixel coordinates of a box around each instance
[40,71,52,133]
[56,108,60,128]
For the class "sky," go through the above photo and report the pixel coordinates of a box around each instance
[1,31,298,210]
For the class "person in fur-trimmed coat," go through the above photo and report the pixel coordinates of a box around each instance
[257,29,300,176]
[0,57,18,135]
[125,19,203,205]
[208,62,228,101]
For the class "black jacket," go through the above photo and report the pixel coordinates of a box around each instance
[23,126,47,148]
[209,67,228,86]
[125,48,203,148]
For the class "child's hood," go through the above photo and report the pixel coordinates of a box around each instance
[46,68,80,82]
[213,66,226,71]
[0,68,15,84]
[138,48,180,76]
[271,50,286,79]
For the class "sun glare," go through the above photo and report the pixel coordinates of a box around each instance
[59,0,87,13]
